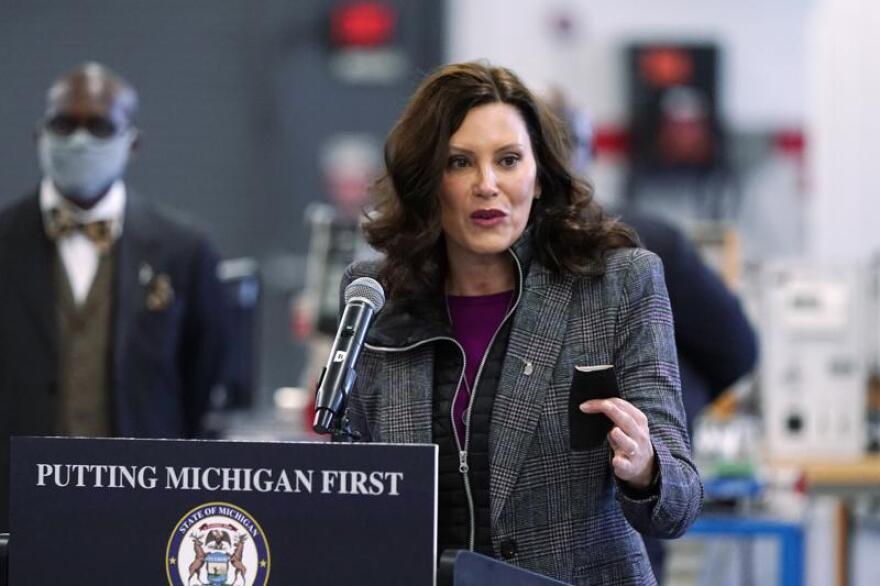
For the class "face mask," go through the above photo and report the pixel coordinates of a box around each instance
[38,128,135,201]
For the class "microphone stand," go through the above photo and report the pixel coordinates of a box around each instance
[312,369,362,442]
[331,414,362,442]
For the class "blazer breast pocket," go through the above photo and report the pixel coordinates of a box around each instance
[569,365,619,451]
[131,298,185,363]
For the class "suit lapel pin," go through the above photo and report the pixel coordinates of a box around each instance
[139,263,154,286]
[146,273,174,311]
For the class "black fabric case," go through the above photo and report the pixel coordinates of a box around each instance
[569,366,619,450]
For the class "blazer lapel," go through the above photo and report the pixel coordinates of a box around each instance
[10,194,57,352]
[113,194,159,386]
[377,346,434,444]
[366,299,448,445]
[489,265,575,526]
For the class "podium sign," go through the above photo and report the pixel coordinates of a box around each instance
[10,437,437,585]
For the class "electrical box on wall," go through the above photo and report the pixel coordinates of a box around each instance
[756,262,867,458]
[327,1,408,84]
[627,43,723,173]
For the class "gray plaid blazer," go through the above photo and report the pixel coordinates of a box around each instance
[342,237,702,585]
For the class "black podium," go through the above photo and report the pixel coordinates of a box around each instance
[8,437,572,585]
[0,534,576,586]
[9,437,437,584]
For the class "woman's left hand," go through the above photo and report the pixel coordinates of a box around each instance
[580,398,656,491]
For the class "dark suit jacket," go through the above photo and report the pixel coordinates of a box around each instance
[0,190,227,530]
[620,210,758,428]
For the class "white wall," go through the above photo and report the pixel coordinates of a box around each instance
[447,0,812,130]
[806,0,880,261]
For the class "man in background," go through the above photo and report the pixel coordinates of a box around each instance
[0,63,227,530]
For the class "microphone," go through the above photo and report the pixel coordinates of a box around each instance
[312,276,385,435]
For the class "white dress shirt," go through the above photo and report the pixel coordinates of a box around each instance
[40,178,126,305]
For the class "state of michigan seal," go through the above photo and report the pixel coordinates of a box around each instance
[167,502,270,586]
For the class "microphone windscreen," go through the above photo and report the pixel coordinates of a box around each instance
[344,277,386,311]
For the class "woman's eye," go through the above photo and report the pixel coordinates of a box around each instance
[499,154,520,167]
[448,156,470,169]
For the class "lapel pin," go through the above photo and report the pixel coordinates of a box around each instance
[139,263,154,286]
[146,273,174,311]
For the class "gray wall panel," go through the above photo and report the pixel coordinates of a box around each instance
[0,0,445,402]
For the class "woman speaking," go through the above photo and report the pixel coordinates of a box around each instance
[341,62,702,585]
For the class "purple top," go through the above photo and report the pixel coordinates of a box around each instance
[446,290,514,445]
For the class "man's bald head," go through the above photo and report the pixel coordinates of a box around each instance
[45,62,139,125]
[38,63,140,206]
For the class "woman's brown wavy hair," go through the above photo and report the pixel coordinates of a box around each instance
[363,61,637,300]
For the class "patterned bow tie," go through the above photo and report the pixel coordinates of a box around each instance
[45,207,115,254]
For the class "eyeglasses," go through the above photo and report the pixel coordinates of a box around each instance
[43,115,127,139]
